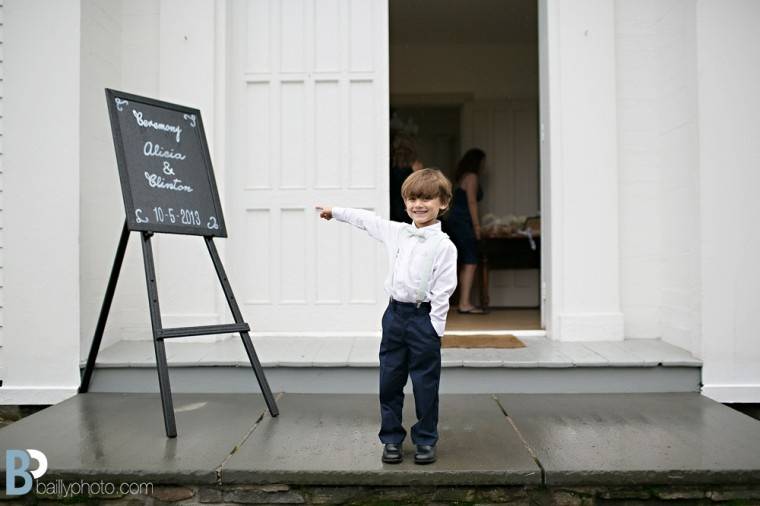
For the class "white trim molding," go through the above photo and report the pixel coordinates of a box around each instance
[701,385,760,404]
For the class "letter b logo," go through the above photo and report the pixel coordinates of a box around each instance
[5,449,47,495]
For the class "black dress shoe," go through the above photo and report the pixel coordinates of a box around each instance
[382,443,403,463]
[414,444,436,464]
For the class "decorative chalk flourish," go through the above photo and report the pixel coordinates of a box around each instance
[135,209,149,223]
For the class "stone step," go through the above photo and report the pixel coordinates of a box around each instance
[83,337,702,394]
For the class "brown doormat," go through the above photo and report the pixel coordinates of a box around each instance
[441,334,526,349]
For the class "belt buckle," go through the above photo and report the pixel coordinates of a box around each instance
[415,301,421,308]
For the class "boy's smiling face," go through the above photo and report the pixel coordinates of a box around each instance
[405,196,446,228]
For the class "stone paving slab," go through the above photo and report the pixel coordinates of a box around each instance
[0,393,266,484]
[222,394,541,486]
[497,392,760,486]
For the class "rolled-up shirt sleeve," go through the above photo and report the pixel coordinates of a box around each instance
[428,240,458,336]
[332,207,395,245]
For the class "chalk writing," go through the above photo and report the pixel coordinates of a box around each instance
[144,171,194,192]
[143,141,187,160]
[132,110,183,142]
[135,208,149,223]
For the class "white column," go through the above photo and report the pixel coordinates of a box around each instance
[543,0,624,341]
[2,0,81,403]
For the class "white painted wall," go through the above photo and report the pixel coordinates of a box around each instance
[543,0,624,340]
[615,0,760,401]
[656,1,700,354]
[153,0,223,334]
[615,0,662,340]
[79,0,224,363]
[697,0,760,402]
[615,0,701,349]
[79,0,130,359]
[104,0,162,344]
[2,0,81,404]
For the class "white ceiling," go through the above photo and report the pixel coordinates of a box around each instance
[389,0,538,46]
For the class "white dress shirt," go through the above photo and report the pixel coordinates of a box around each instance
[332,207,458,336]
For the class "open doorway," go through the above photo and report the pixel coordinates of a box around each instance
[389,0,541,333]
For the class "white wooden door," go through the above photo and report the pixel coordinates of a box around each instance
[226,0,390,333]
[461,100,540,308]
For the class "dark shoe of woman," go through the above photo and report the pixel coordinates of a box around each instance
[382,443,403,464]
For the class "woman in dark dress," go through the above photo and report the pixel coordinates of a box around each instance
[447,148,486,313]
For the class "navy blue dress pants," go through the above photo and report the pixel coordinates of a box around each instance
[378,299,441,446]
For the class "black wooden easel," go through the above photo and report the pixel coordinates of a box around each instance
[79,220,279,437]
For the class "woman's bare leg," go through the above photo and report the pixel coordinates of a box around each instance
[458,263,478,309]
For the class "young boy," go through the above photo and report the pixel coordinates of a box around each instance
[316,168,458,465]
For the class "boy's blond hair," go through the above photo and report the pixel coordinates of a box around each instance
[400,168,453,215]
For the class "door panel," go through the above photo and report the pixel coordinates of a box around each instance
[227,0,389,332]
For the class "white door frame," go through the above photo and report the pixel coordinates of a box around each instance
[538,0,554,335]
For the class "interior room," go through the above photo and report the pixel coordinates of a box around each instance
[389,0,541,333]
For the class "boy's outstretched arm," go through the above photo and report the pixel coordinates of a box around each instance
[315,205,399,244]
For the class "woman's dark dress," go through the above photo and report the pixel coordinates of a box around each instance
[446,184,483,264]
[389,165,413,223]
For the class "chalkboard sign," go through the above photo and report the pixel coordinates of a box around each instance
[106,89,227,237]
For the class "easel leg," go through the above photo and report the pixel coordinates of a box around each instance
[141,232,177,438]
[205,237,279,417]
[240,331,279,415]
[80,220,130,393]
[152,338,176,437]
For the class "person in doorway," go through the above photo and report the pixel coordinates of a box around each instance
[316,168,457,465]
[389,134,424,223]
[447,148,486,314]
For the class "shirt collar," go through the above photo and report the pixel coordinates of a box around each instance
[414,220,441,230]
[405,220,442,238]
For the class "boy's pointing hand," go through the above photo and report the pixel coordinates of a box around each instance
[315,205,333,220]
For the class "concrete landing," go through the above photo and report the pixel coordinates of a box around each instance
[221,394,540,486]
[1,392,760,489]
